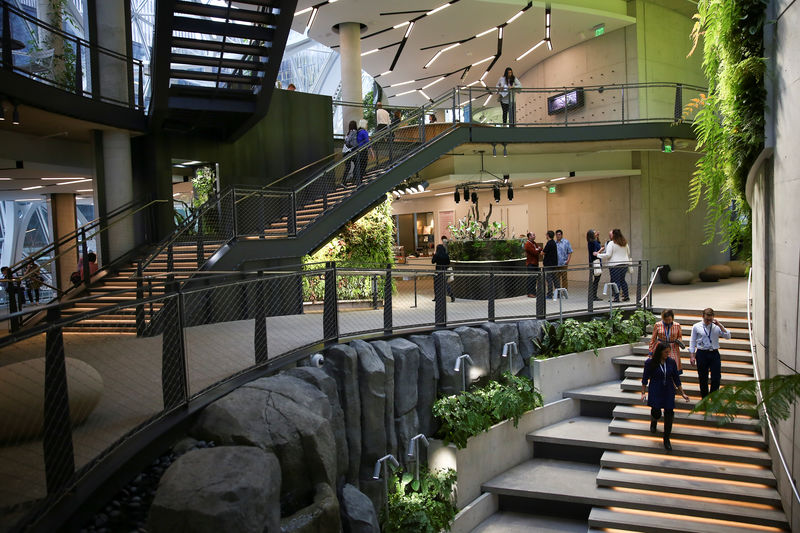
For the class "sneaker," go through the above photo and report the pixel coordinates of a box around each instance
[650,418,657,433]
[450,296,455,303]
[663,438,672,451]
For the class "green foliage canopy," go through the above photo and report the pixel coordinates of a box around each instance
[381,467,458,533]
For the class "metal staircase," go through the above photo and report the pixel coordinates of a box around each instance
[151,0,296,139]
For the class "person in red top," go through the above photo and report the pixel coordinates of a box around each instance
[524,232,542,298]
[648,308,683,373]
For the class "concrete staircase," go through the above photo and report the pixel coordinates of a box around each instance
[476,309,790,532]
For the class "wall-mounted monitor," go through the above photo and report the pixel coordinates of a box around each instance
[547,88,585,115]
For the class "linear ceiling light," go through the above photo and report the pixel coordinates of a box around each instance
[305,7,318,33]
[424,51,443,69]
[516,39,545,61]
[524,181,546,187]
[22,185,43,190]
[393,21,410,29]
[388,79,415,88]
[361,48,379,57]
[395,89,416,96]
[426,3,451,16]
[476,27,497,38]
[404,21,415,38]
[506,10,524,24]
[422,76,445,89]
[380,70,392,76]
[295,6,312,16]
[419,90,432,101]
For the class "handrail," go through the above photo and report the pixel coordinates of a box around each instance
[638,265,662,306]
[262,152,339,189]
[746,269,800,505]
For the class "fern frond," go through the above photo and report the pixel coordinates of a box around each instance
[692,374,800,425]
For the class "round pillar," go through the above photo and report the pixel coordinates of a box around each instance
[338,22,363,132]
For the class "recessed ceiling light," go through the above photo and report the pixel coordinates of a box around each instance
[551,177,567,182]
[41,177,83,180]
[22,185,43,190]
[76,188,93,192]
[57,178,91,186]
[524,181,546,187]
[16,198,41,201]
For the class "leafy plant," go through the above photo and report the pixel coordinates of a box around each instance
[432,373,543,449]
[693,374,800,425]
[382,466,457,533]
[687,0,768,259]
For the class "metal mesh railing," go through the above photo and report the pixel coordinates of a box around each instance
[0,259,648,530]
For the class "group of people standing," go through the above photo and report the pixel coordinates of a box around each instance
[1,261,45,310]
[642,308,731,450]
[341,103,405,186]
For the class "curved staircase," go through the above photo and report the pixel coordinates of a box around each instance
[476,309,790,532]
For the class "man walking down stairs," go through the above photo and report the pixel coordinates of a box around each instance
[477,308,790,532]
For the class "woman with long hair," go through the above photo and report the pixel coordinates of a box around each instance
[586,229,603,301]
[594,228,631,301]
[342,120,358,184]
[641,342,689,450]
[431,243,455,302]
[355,118,370,186]
[649,309,683,373]
[496,67,522,124]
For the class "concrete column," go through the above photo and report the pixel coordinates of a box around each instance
[338,22,363,132]
[93,0,135,263]
[48,193,78,291]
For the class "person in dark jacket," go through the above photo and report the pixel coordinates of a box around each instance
[641,342,690,450]
[355,119,370,186]
[587,229,604,301]
[541,230,559,298]
[431,243,455,302]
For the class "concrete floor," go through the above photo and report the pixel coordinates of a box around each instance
[471,512,587,533]
[0,275,747,515]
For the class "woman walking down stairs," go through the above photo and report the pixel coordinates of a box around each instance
[475,308,790,532]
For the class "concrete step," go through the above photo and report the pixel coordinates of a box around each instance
[62,326,136,333]
[481,458,787,529]
[620,378,712,398]
[611,405,760,433]
[618,353,754,374]
[638,337,751,352]
[600,450,774,486]
[527,416,772,465]
[646,323,749,339]
[471,512,587,533]
[609,418,765,448]
[632,345,752,362]
[588,507,782,533]
[625,366,753,385]
[657,308,747,319]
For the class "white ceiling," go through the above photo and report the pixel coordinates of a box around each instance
[292,0,635,106]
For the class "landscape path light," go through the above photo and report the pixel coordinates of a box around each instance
[603,282,619,317]
[501,341,518,375]
[407,434,430,481]
[553,288,568,323]
[454,353,474,392]
[373,454,400,502]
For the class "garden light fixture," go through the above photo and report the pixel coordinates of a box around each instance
[407,434,430,481]
[454,353,474,391]
[501,341,518,374]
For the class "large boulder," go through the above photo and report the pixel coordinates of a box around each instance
[369,340,397,459]
[395,410,420,466]
[323,344,361,484]
[706,264,732,279]
[340,484,380,533]
[191,386,273,449]
[727,260,748,277]
[407,334,440,436]
[280,482,341,533]
[431,330,465,396]
[149,446,281,533]
[387,338,421,415]
[284,367,348,482]
[454,326,490,383]
[350,340,388,481]
[667,269,693,285]
[480,322,523,377]
[517,319,546,376]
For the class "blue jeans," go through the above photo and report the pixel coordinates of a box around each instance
[610,266,629,301]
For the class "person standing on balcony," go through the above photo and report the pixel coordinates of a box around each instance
[355,119,370,187]
[524,232,542,298]
[496,67,521,124]
[555,229,573,291]
[689,308,731,398]
[23,261,44,304]
[587,229,604,301]
[649,309,683,373]
[541,230,559,299]
[431,243,455,302]
[642,342,690,451]
[376,102,390,131]
[594,229,630,302]
[342,120,358,184]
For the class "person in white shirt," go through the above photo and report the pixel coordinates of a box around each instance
[496,67,522,124]
[375,102,390,131]
[594,228,631,301]
[688,308,732,398]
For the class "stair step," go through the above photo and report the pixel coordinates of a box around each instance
[625,367,752,385]
[668,310,748,321]
[638,337,751,352]
[646,323,749,339]
[611,405,760,432]
[481,458,787,529]
[527,416,771,465]
[609,418,765,449]
[171,37,269,57]
[170,69,261,85]
[173,1,275,24]
[632,345,752,362]
[588,507,782,533]
[600,450,774,485]
[618,354,754,374]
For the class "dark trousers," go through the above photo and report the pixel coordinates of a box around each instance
[591,274,601,299]
[526,264,539,295]
[500,101,515,124]
[695,349,721,398]
[355,151,367,186]
[650,408,674,437]
[26,287,40,303]
[609,266,629,300]
[544,267,560,298]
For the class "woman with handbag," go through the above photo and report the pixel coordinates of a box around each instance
[594,228,630,302]
[586,229,604,301]
[648,308,684,373]
[341,120,358,184]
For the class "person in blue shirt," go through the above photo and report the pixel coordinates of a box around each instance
[355,119,370,186]
[555,229,573,290]
[688,308,732,398]
[642,342,690,450]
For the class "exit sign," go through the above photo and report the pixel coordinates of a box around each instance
[594,25,605,37]
[548,185,557,194]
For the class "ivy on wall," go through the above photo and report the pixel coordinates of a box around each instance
[688,0,768,258]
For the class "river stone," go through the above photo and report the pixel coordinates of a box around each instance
[387,338,420,415]
[284,367,348,482]
[280,482,340,533]
[431,330,464,396]
[350,340,387,481]
[369,340,397,458]
[706,264,732,279]
[727,260,748,277]
[480,322,523,377]
[148,446,280,533]
[323,344,361,484]
[340,483,380,533]
[191,386,273,449]
[454,326,490,383]
[395,410,420,468]
[407,334,440,436]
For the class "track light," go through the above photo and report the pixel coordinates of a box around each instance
[392,190,401,197]
[419,181,429,192]
[507,185,514,201]
[12,105,20,125]
[492,144,497,157]
[503,143,508,157]
[471,191,478,204]
[493,185,501,203]
[405,187,414,195]
[454,188,460,203]
[463,185,469,200]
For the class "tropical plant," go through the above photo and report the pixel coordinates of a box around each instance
[693,374,800,425]
[382,466,457,533]
[432,373,543,449]
[192,167,216,208]
[687,0,768,259]
[362,90,377,131]
[28,0,78,90]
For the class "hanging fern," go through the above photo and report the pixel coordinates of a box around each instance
[693,373,800,425]
[687,0,768,259]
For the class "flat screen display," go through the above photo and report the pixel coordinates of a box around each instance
[547,88,585,115]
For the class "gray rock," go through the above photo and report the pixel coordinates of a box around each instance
[387,338,420,415]
[407,334,440,436]
[355,479,386,525]
[431,330,465,396]
[280,482,341,533]
[454,326,490,384]
[350,340,388,481]
[148,446,280,533]
[369,340,397,459]
[323,344,361,484]
[171,437,200,456]
[284,367,349,483]
[191,387,272,449]
[395,410,420,467]
[340,484,380,533]
[480,322,523,377]
[246,374,330,420]
[517,319,546,377]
